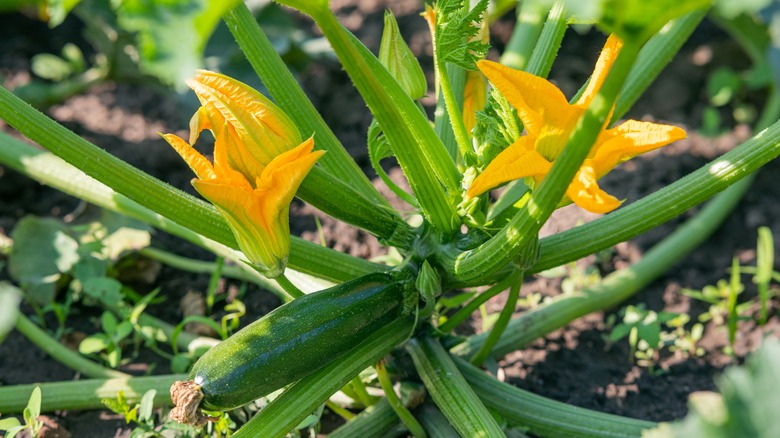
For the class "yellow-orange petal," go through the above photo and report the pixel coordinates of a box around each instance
[188,106,212,145]
[254,137,325,210]
[193,179,287,277]
[576,34,623,107]
[161,133,216,181]
[463,69,487,135]
[186,70,302,165]
[212,120,265,185]
[467,137,551,198]
[592,120,686,175]
[477,60,572,139]
[565,160,622,214]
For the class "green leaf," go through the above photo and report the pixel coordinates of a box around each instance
[138,389,156,422]
[116,0,242,87]
[26,387,41,425]
[436,0,490,70]
[8,216,80,304]
[82,277,123,307]
[46,0,83,27]
[0,283,22,343]
[101,311,118,335]
[645,339,780,437]
[31,53,74,81]
[707,67,742,107]
[79,334,111,354]
[114,321,134,343]
[0,417,22,431]
[608,323,633,342]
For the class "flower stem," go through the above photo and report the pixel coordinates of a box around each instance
[15,314,127,379]
[469,269,524,365]
[436,273,518,334]
[376,361,427,438]
[275,273,304,299]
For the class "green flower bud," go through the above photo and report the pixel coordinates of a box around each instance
[379,10,428,100]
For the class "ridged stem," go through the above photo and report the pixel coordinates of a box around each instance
[454,172,756,358]
[500,0,547,71]
[406,337,503,437]
[469,269,524,365]
[456,356,655,437]
[277,1,461,233]
[329,398,404,438]
[0,374,185,413]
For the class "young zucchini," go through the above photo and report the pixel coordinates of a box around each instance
[170,272,409,425]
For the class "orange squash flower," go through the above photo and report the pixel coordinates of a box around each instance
[163,71,324,277]
[467,35,686,213]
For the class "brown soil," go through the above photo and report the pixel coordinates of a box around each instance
[1,2,778,437]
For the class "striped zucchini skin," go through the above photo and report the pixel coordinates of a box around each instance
[190,272,407,411]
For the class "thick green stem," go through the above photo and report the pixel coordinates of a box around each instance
[15,314,127,379]
[454,173,756,359]
[376,361,427,438]
[500,0,547,70]
[434,36,472,164]
[612,10,707,122]
[280,2,460,233]
[232,317,414,437]
[414,403,460,438]
[469,270,523,365]
[329,398,404,438]
[0,133,385,283]
[0,374,185,413]
[406,337,503,437]
[456,357,655,437]
[524,1,567,77]
[224,3,391,209]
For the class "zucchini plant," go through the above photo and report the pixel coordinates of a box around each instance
[0,0,779,436]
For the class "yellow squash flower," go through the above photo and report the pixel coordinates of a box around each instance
[163,71,324,278]
[467,35,686,214]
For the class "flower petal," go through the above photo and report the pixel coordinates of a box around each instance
[592,120,686,175]
[212,120,266,185]
[477,60,571,138]
[161,133,216,181]
[565,160,622,214]
[193,179,287,277]
[576,34,623,107]
[254,137,325,210]
[467,137,551,198]
[463,69,487,135]
[186,70,302,165]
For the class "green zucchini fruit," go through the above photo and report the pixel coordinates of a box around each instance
[170,272,410,424]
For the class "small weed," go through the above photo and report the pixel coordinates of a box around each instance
[0,386,42,438]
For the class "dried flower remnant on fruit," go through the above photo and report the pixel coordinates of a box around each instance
[170,380,215,427]
[467,35,686,214]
